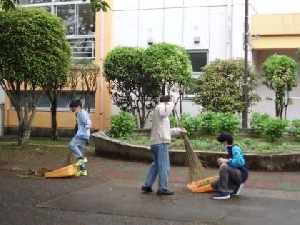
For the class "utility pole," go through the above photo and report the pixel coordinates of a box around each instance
[242,0,249,130]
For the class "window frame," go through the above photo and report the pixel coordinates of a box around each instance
[183,50,209,100]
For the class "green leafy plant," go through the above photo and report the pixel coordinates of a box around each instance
[169,115,178,128]
[262,117,289,142]
[217,113,241,135]
[179,113,200,138]
[197,111,219,135]
[109,111,137,138]
[289,119,300,137]
[194,59,260,113]
[250,113,271,137]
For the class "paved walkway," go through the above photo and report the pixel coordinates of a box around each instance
[1,152,300,224]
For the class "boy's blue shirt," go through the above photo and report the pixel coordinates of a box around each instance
[227,144,249,182]
[227,145,246,168]
[75,109,91,140]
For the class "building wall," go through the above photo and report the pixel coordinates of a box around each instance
[111,0,251,117]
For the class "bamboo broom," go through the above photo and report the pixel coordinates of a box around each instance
[174,110,205,183]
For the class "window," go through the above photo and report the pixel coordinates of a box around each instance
[19,0,51,4]
[55,4,95,36]
[183,50,208,100]
[10,91,95,111]
[68,37,95,59]
[19,1,95,60]
[188,50,208,75]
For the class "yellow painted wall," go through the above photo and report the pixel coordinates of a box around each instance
[4,0,114,132]
[252,14,300,36]
[251,13,300,50]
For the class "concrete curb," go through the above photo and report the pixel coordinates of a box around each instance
[92,131,300,172]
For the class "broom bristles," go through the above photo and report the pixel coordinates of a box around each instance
[173,108,205,183]
[183,134,205,183]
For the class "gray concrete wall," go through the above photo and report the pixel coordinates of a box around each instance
[92,131,300,172]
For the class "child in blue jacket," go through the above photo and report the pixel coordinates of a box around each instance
[69,100,91,176]
[211,132,248,200]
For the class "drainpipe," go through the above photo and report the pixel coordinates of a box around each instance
[242,0,249,130]
[226,0,233,59]
[99,11,105,130]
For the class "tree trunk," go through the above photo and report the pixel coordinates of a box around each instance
[50,98,58,141]
[18,121,31,145]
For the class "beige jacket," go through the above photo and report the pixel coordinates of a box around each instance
[150,102,182,145]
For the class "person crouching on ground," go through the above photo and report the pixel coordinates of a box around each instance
[210,131,249,200]
[69,100,92,176]
[141,95,186,195]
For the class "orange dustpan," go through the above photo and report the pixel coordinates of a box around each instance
[187,175,218,193]
[44,164,77,178]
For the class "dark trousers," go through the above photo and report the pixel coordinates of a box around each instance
[211,163,243,192]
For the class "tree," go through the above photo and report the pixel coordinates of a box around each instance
[45,56,72,141]
[194,59,260,113]
[142,43,193,96]
[0,0,18,11]
[262,54,297,119]
[67,60,99,113]
[0,8,71,145]
[103,46,160,129]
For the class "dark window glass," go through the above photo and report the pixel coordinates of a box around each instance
[37,94,50,108]
[183,51,208,100]
[59,91,95,110]
[56,5,76,35]
[187,51,208,73]
[78,4,95,35]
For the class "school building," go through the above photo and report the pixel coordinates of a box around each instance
[1,0,300,135]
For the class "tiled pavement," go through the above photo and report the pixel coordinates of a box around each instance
[1,152,300,224]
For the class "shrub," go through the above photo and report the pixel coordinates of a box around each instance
[217,113,240,135]
[109,111,137,138]
[180,113,201,138]
[289,119,300,137]
[262,117,289,142]
[198,111,219,135]
[250,113,270,137]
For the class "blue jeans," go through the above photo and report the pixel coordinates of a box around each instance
[144,143,170,191]
[69,137,87,170]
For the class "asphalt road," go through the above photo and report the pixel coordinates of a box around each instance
[1,156,300,225]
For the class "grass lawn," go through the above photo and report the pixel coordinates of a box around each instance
[117,134,300,154]
[1,134,300,155]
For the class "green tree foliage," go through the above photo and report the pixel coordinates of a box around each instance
[194,59,260,113]
[103,46,160,129]
[142,43,193,95]
[87,0,110,12]
[0,0,18,11]
[262,54,297,119]
[0,8,71,144]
